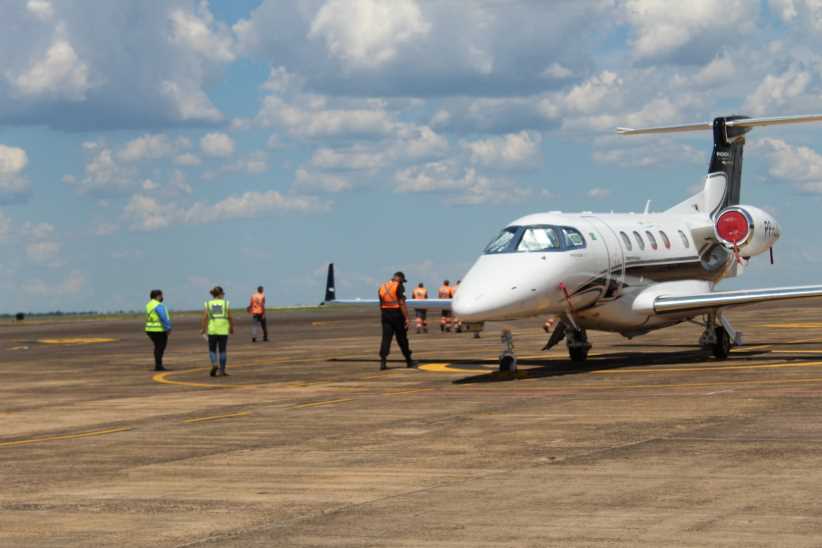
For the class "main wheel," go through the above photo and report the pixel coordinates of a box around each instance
[713,326,731,360]
[569,346,589,363]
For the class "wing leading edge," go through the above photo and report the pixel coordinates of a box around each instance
[654,285,822,314]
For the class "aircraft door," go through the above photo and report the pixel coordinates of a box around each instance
[584,216,625,299]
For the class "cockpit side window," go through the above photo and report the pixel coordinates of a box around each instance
[484,226,520,254]
[517,226,562,252]
[561,227,586,248]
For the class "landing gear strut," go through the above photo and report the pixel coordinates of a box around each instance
[566,328,592,363]
[498,328,517,373]
[699,311,742,360]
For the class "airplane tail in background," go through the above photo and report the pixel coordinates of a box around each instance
[323,263,336,304]
[619,114,822,216]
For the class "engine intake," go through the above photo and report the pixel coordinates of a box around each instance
[714,205,780,257]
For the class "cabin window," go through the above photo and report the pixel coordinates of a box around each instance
[619,231,632,251]
[678,229,690,248]
[562,227,586,248]
[645,230,658,250]
[659,231,671,249]
[633,230,645,250]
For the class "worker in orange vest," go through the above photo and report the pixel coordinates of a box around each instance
[412,282,429,334]
[247,286,268,342]
[438,279,455,332]
[378,271,417,371]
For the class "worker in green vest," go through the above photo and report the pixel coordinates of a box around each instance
[200,286,233,377]
[145,289,172,371]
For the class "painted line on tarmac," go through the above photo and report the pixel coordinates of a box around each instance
[0,427,132,448]
[758,323,822,329]
[182,411,250,424]
[383,388,433,396]
[594,360,822,375]
[152,368,251,389]
[292,398,353,409]
[37,337,117,345]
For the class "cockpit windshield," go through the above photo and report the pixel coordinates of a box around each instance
[484,225,586,254]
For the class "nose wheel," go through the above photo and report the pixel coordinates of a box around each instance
[498,328,517,373]
[566,329,591,363]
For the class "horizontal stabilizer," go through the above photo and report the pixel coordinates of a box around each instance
[618,113,822,136]
[616,122,712,135]
[327,298,452,310]
[654,285,822,314]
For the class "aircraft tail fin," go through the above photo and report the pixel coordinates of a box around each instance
[323,263,336,304]
[620,114,822,212]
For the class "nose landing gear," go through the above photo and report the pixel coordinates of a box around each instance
[499,328,517,373]
[566,328,592,363]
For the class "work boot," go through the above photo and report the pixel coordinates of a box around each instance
[406,359,418,369]
[252,338,256,343]
[423,327,428,333]
[210,366,218,377]
[380,359,387,371]
[416,328,421,334]
[154,366,168,372]
[440,324,444,332]
[263,337,269,342]
[219,370,229,377]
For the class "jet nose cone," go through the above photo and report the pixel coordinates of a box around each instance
[452,285,484,321]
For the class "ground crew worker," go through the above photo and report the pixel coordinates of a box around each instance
[412,282,429,334]
[438,279,455,332]
[247,285,268,342]
[378,271,417,371]
[145,289,172,371]
[201,286,234,377]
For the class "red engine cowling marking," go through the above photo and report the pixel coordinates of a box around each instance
[716,209,750,245]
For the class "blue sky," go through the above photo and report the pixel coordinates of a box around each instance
[3,0,822,312]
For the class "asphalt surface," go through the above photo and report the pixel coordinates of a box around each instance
[4,304,822,546]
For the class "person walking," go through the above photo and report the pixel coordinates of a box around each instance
[412,282,429,334]
[248,285,268,342]
[201,286,233,377]
[145,289,172,371]
[438,280,455,332]
[378,271,417,371]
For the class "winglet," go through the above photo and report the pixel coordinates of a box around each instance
[323,263,336,304]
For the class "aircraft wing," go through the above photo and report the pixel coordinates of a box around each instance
[654,285,822,314]
[320,264,453,310]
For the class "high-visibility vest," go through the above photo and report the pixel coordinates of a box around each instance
[205,299,231,335]
[438,286,453,299]
[379,281,401,310]
[413,287,428,299]
[249,293,265,315]
[145,299,168,332]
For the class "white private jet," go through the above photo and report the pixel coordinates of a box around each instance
[324,114,822,372]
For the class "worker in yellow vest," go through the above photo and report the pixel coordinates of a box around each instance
[378,271,417,371]
[438,280,454,332]
[145,289,172,371]
[200,286,234,377]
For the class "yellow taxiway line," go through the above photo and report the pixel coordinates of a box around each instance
[181,411,250,424]
[152,368,252,389]
[0,427,132,448]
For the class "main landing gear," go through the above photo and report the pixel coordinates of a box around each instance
[699,311,742,360]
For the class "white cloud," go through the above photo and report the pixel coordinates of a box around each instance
[160,81,223,123]
[23,271,85,297]
[125,190,328,231]
[308,0,430,67]
[542,62,573,80]
[12,38,92,101]
[463,131,541,168]
[756,138,822,191]
[200,132,235,157]
[294,168,352,193]
[562,71,622,114]
[0,144,31,202]
[94,222,118,236]
[311,147,383,172]
[174,152,201,166]
[744,68,811,115]
[21,221,62,267]
[169,4,235,63]
[623,0,758,63]
[257,96,396,139]
[393,160,529,204]
[26,240,61,265]
[587,187,611,199]
[593,138,704,168]
[118,134,174,162]
[68,145,133,194]
[26,0,54,21]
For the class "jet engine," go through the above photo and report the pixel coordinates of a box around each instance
[714,205,780,257]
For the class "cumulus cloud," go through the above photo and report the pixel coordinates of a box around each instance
[66,144,134,195]
[309,0,430,68]
[174,152,201,166]
[587,187,611,199]
[22,270,85,297]
[463,131,542,168]
[257,95,396,139]
[744,67,812,115]
[393,160,529,204]
[200,132,235,157]
[125,190,328,231]
[22,221,62,267]
[756,138,822,192]
[118,134,176,162]
[12,38,92,101]
[294,168,352,193]
[0,144,31,203]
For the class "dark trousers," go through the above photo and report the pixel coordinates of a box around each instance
[146,331,168,369]
[379,310,412,361]
[253,314,268,339]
